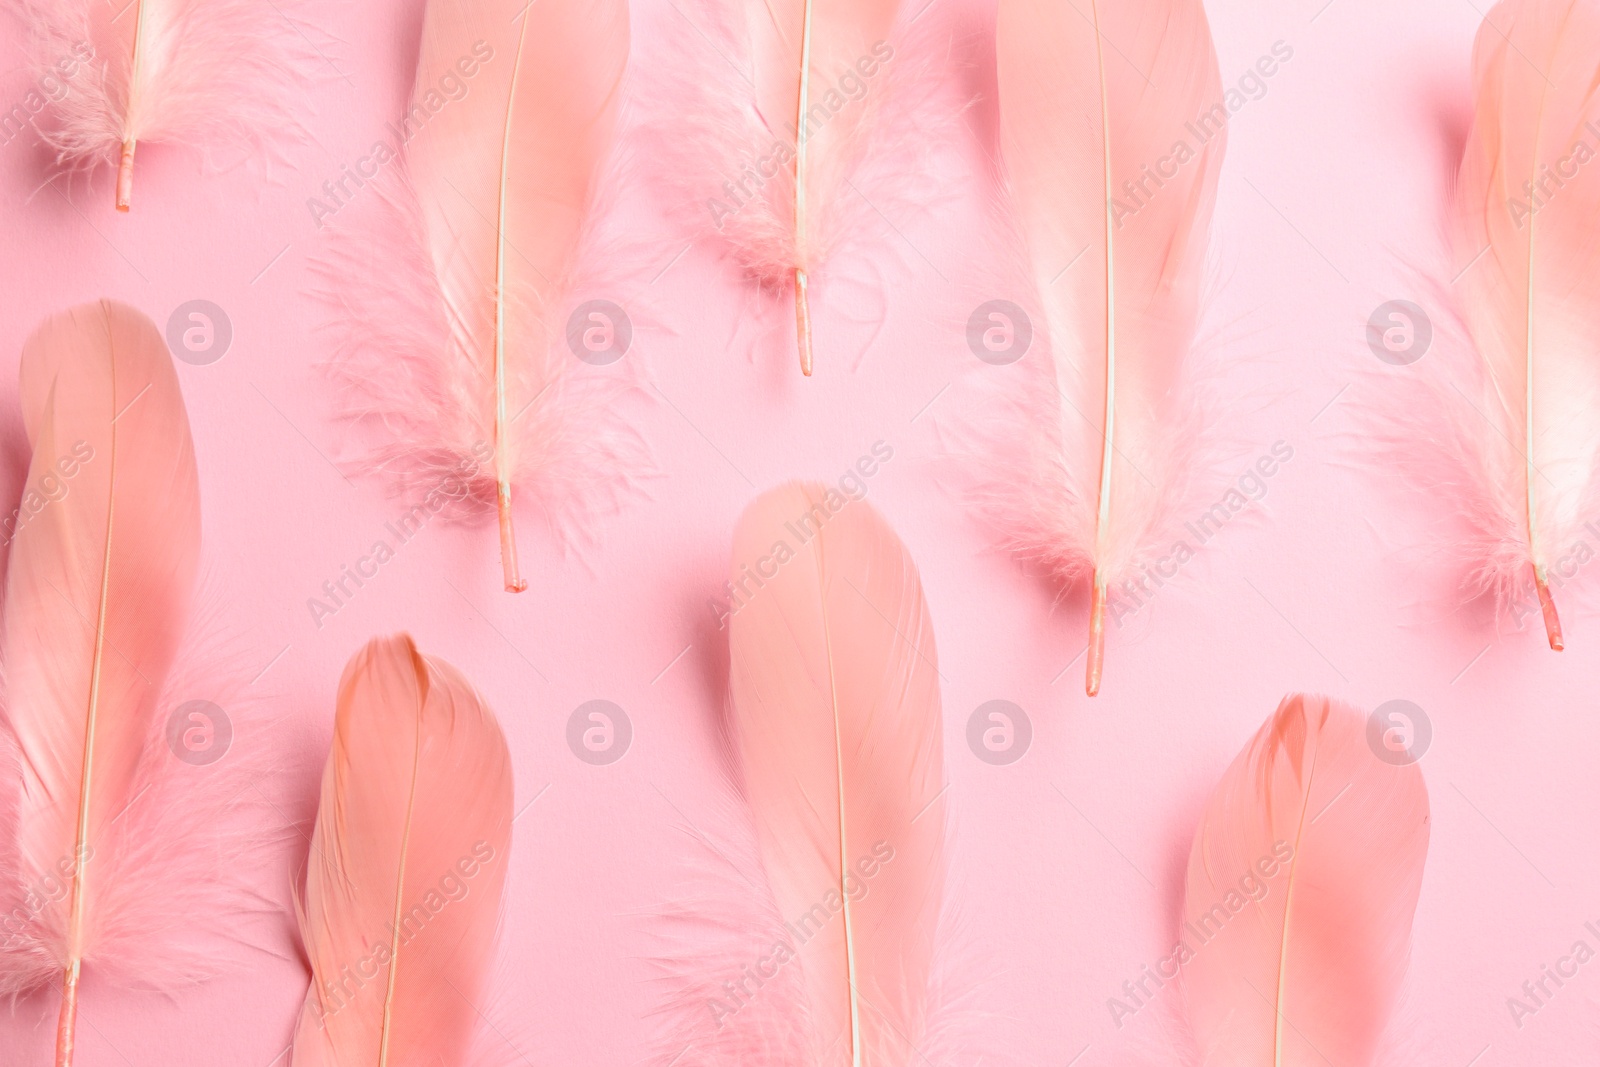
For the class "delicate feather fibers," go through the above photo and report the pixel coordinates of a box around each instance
[291,634,513,1067]
[992,0,1225,693]
[0,301,205,1064]
[1445,0,1600,648]
[322,0,644,594]
[1181,696,1429,1066]
[13,0,311,209]
[725,483,945,1065]
[638,0,946,375]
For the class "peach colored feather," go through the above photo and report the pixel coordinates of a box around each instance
[14,0,310,210]
[1449,0,1600,650]
[993,0,1225,695]
[1180,696,1430,1066]
[0,301,200,1066]
[726,483,944,1065]
[290,634,513,1067]
[396,0,629,593]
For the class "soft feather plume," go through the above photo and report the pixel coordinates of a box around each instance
[323,0,643,595]
[12,0,310,210]
[1442,0,1600,650]
[989,0,1226,695]
[0,301,205,1066]
[643,0,911,377]
[291,634,513,1066]
[718,483,944,1064]
[1180,695,1430,1066]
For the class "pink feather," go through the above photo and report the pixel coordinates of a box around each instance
[1180,695,1430,1066]
[323,0,644,596]
[723,483,945,1065]
[12,0,311,210]
[989,0,1226,695]
[1443,0,1600,650]
[640,0,912,377]
[290,634,513,1067]
[0,301,203,1065]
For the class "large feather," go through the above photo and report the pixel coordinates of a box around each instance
[0,301,200,1066]
[291,634,513,1066]
[1447,0,1600,650]
[726,483,944,1064]
[13,0,309,210]
[993,0,1226,694]
[327,0,634,595]
[1180,695,1430,1066]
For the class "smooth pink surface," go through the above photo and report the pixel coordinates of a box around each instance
[0,1,1596,1065]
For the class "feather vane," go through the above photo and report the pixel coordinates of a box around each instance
[290,634,513,1067]
[0,300,201,1066]
[993,0,1226,694]
[1180,695,1430,1066]
[727,483,944,1065]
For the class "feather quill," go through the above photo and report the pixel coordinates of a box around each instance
[1446,0,1600,650]
[726,483,944,1064]
[0,301,200,1066]
[993,0,1226,694]
[290,634,513,1066]
[1180,695,1430,1066]
[13,0,309,210]
[329,0,632,594]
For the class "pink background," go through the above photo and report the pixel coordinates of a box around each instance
[2,0,1598,1064]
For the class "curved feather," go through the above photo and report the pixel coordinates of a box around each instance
[994,0,1225,694]
[1180,695,1430,1066]
[0,300,200,1065]
[727,483,944,1065]
[291,635,513,1067]
[1450,0,1600,649]
[399,0,629,593]
[15,0,309,210]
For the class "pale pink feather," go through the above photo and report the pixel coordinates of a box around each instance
[291,634,513,1067]
[12,0,311,209]
[638,0,916,375]
[725,483,944,1065]
[322,0,645,595]
[1180,695,1430,1066]
[991,0,1225,694]
[0,301,201,1064]
[1444,0,1600,649]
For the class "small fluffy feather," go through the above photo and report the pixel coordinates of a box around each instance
[13,0,311,204]
[319,0,649,579]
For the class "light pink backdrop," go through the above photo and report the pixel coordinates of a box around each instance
[2,1,1597,1064]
